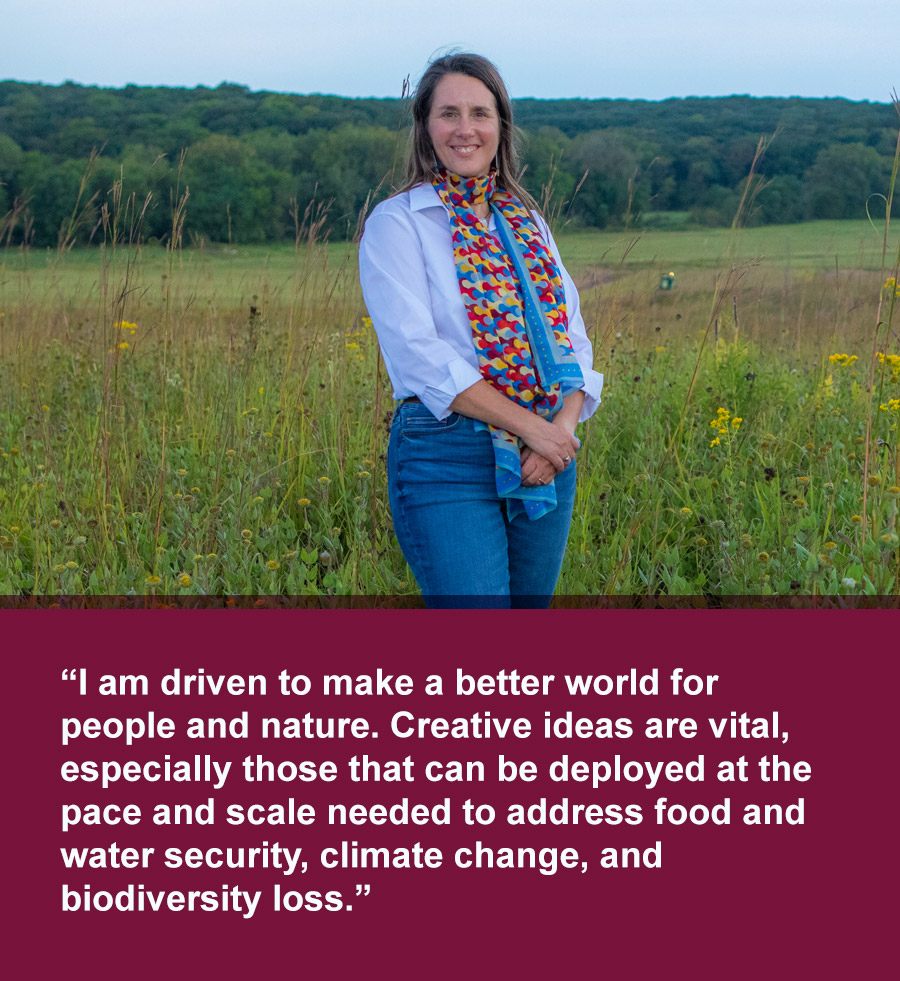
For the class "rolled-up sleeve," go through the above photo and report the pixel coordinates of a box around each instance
[540,220,604,423]
[359,211,482,420]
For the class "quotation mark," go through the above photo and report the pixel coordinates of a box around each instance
[346,883,371,910]
[61,668,85,693]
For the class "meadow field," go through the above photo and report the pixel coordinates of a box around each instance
[1,215,898,602]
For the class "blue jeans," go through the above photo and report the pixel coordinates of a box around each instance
[387,401,577,609]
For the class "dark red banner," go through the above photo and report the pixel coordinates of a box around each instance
[3,611,896,977]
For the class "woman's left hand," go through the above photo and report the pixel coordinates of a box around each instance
[520,447,560,487]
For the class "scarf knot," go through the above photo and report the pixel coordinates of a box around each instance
[440,169,496,209]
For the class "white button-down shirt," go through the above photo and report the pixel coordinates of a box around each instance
[358,182,603,421]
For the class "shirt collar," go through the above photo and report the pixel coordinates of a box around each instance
[409,182,443,212]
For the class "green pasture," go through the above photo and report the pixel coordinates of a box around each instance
[559,219,899,274]
[0,219,898,599]
[2,218,896,286]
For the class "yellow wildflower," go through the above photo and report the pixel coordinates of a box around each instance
[876,353,900,379]
[828,353,858,367]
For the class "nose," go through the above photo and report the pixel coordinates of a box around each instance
[454,111,475,135]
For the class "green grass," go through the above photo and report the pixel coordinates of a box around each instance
[1,219,898,599]
[557,220,900,273]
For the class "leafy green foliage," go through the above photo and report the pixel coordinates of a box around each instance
[0,81,897,245]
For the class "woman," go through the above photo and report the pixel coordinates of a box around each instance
[359,53,603,608]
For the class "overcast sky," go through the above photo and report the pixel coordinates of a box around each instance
[3,0,896,102]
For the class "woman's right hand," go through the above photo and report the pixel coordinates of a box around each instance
[521,418,581,473]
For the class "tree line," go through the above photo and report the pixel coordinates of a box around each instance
[0,80,897,246]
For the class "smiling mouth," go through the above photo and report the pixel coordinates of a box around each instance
[451,146,480,154]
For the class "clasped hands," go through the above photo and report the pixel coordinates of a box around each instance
[519,418,581,488]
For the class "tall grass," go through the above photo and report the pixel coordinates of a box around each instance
[1,153,899,601]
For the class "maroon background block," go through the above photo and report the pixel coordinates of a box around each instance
[3,610,896,978]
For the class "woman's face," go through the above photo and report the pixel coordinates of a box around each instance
[427,73,501,179]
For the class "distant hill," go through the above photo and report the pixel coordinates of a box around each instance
[0,80,896,245]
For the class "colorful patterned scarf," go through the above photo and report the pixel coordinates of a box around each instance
[432,169,584,520]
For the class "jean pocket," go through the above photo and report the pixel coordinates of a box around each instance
[399,403,463,433]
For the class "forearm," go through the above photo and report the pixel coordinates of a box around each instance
[449,380,548,441]
[552,390,585,434]
[450,380,583,472]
